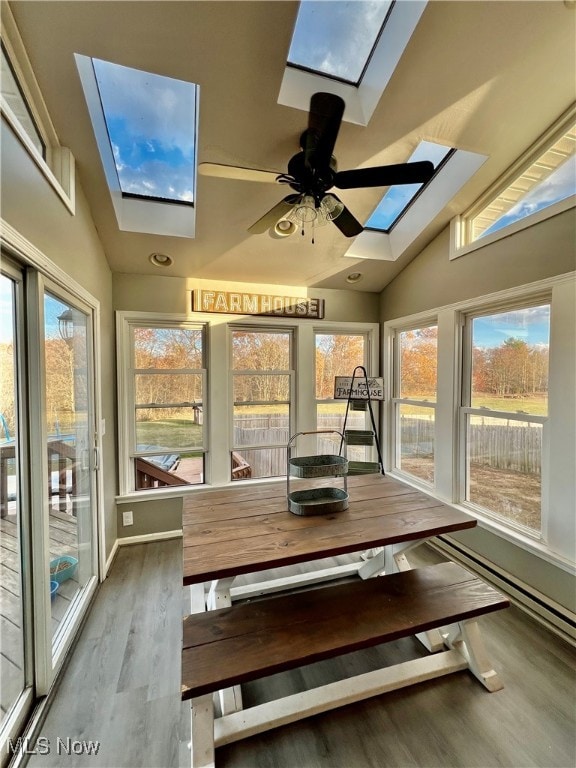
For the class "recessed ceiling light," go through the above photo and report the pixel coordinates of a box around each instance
[346,272,363,283]
[149,252,173,267]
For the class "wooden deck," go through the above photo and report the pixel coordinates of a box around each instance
[0,509,79,720]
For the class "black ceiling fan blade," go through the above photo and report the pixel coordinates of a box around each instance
[304,92,345,169]
[334,160,435,190]
[330,197,364,238]
[247,196,298,234]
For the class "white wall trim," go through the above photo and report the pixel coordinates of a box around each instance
[116,530,183,546]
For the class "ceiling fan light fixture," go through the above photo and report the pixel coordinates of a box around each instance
[321,193,344,221]
[293,194,318,224]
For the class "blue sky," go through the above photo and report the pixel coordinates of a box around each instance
[366,142,452,230]
[472,306,550,349]
[93,58,196,203]
[288,1,393,83]
[480,155,575,238]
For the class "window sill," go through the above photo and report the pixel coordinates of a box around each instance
[387,469,576,575]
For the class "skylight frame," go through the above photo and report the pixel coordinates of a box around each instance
[286,0,395,88]
[75,53,200,238]
[278,0,428,127]
[345,148,488,263]
[364,145,456,234]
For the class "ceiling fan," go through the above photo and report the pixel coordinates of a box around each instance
[199,92,435,239]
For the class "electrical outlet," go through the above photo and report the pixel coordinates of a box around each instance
[122,510,133,526]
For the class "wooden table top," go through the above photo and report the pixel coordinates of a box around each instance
[182,473,476,586]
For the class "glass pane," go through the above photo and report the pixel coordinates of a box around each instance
[287,1,393,84]
[135,453,203,490]
[133,326,203,369]
[399,326,437,400]
[471,306,550,414]
[472,122,576,241]
[135,407,203,450]
[316,404,370,463]
[44,294,95,644]
[92,58,197,203]
[232,330,291,370]
[466,414,542,531]
[1,43,45,157]
[315,333,365,398]
[366,142,452,231]
[135,373,203,405]
[398,404,435,484]
[231,447,286,482]
[0,274,26,727]
[233,374,290,403]
[233,405,290,448]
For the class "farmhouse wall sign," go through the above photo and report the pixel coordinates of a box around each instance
[334,376,384,400]
[192,289,325,319]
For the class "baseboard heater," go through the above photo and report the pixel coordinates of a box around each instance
[431,536,575,646]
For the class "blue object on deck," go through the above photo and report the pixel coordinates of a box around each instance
[50,580,59,600]
[136,445,180,471]
[50,555,78,585]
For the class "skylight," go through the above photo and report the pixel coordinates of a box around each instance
[470,122,576,241]
[365,141,453,231]
[92,58,197,204]
[287,0,393,85]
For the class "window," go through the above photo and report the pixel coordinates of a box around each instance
[75,54,199,237]
[1,42,45,157]
[365,142,453,232]
[231,328,293,481]
[130,325,206,490]
[92,58,197,205]
[453,108,575,257]
[1,6,75,211]
[392,325,437,485]
[461,304,550,533]
[278,1,427,127]
[315,332,372,459]
[287,0,393,85]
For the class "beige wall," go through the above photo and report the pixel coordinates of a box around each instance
[113,273,380,322]
[1,120,118,561]
[379,211,575,613]
[380,208,575,321]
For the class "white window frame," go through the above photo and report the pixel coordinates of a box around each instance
[459,299,551,538]
[0,4,75,213]
[450,104,576,261]
[391,321,438,487]
[230,325,295,482]
[116,312,379,498]
[383,272,575,571]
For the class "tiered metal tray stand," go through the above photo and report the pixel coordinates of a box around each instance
[286,430,349,516]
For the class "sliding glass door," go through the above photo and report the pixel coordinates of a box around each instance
[0,264,33,749]
[0,257,100,759]
[43,291,97,648]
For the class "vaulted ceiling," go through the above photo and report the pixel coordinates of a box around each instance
[7,0,576,292]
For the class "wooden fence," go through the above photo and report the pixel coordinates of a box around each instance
[233,413,542,477]
[399,416,542,475]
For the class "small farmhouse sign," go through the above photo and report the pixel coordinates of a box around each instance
[334,376,384,401]
[192,289,325,319]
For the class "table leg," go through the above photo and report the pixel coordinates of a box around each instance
[206,578,244,714]
[190,694,215,768]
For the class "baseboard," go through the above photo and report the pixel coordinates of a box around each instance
[104,539,119,577]
[116,529,183,547]
[431,537,576,646]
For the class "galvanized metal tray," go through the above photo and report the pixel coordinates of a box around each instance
[287,487,349,516]
[288,454,348,478]
[344,429,374,446]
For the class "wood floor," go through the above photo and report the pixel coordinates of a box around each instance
[26,540,576,768]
